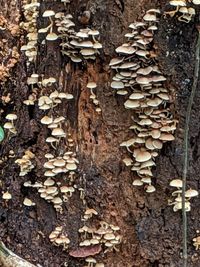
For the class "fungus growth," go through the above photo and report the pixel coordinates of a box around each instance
[110,9,177,191]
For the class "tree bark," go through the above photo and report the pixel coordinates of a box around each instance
[0,0,200,267]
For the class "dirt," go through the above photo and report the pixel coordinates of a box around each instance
[0,0,200,267]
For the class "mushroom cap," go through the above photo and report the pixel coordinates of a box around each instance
[44,178,55,186]
[46,33,58,41]
[87,82,97,89]
[185,189,199,198]
[85,208,98,215]
[46,137,59,143]
[2,191,12,200]
[116,45,136,55]
[132,179,143,186]
[43,10,55,17]
[170,179,183,188]
[129,92,144,100]
[66,162,77,170]
[159,133,175,141]
[52,128,66,137]
[52,197,63,204]
[146,185,156,193]
[109,57,124,66]
[143,13,157,21]
[23,197,35,206]
[41,116,53,125]
[135,151,152,162]
[53,159,66,167]
[124,100,140,109]
[192,0,200,4]
[46,187,58,194]
[111,81,124,89]
[103,233,116,240]
[169,0,186,6]
[6,114,17,120]
[4,122,13,129]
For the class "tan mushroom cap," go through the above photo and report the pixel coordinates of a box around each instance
[147,98,162,107]
[111,81,124,89]
[103,233,116,240]
[141,177,152,184]
[44,170,56,177]
[109,57,124,66]
[143,13,157,21]
[86,257,97,263]
[52,128,66,137]
[4,122,13,129]
[53,159,66,167]
[46,187,58,194]
[146,185,156,193]
[66,162,77,170]
[43,10,55,17]
[132,179,143,186]
[2,191,12,200]
[135,150,152,162]
[44,178,55,186]
[116,45,136,55]
[6,114,18,121]
[52,197,63,204]
[192,0,200,4]
[80,240,91,246]
[23,197,35,206]
[45,153,54,159]
[159,133,175,141]
[44,161,55,169]
[124,100,140,109]
[185,189,199,198]
[87,82,97,89]
[46,33,58,41]
[170,179,183,188]
[129,92,145,100]
[169,0,186,6]
[41,116,53,125]
[123,157,133,166]
[85,208,98,215]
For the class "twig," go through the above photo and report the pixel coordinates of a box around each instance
[182,26,200,267]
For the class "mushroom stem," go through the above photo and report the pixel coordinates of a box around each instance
[164,6,179,17]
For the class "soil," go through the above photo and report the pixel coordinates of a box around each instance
[0,0,200,267]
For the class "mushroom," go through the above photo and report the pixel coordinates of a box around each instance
[2,191,12,200]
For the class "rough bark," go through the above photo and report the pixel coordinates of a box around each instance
[0,0,200,267]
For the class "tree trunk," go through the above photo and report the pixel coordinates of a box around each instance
[0,0,200,267]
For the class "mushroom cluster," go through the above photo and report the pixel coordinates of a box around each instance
[55,12,102,62]
[24,162,76,213]
[110,9,177,192]
[49,226,70,250]
[38,90,73,111]
[79,221,121,252]
[168,179,198,211]
[39,10,58,42]
[165,0,200,22]
[20,0,40,64]
[83,208,98,221]
[43,152,78,177]
[15,150,35,176]
[86,82,102,113]
[3,113,18,135]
